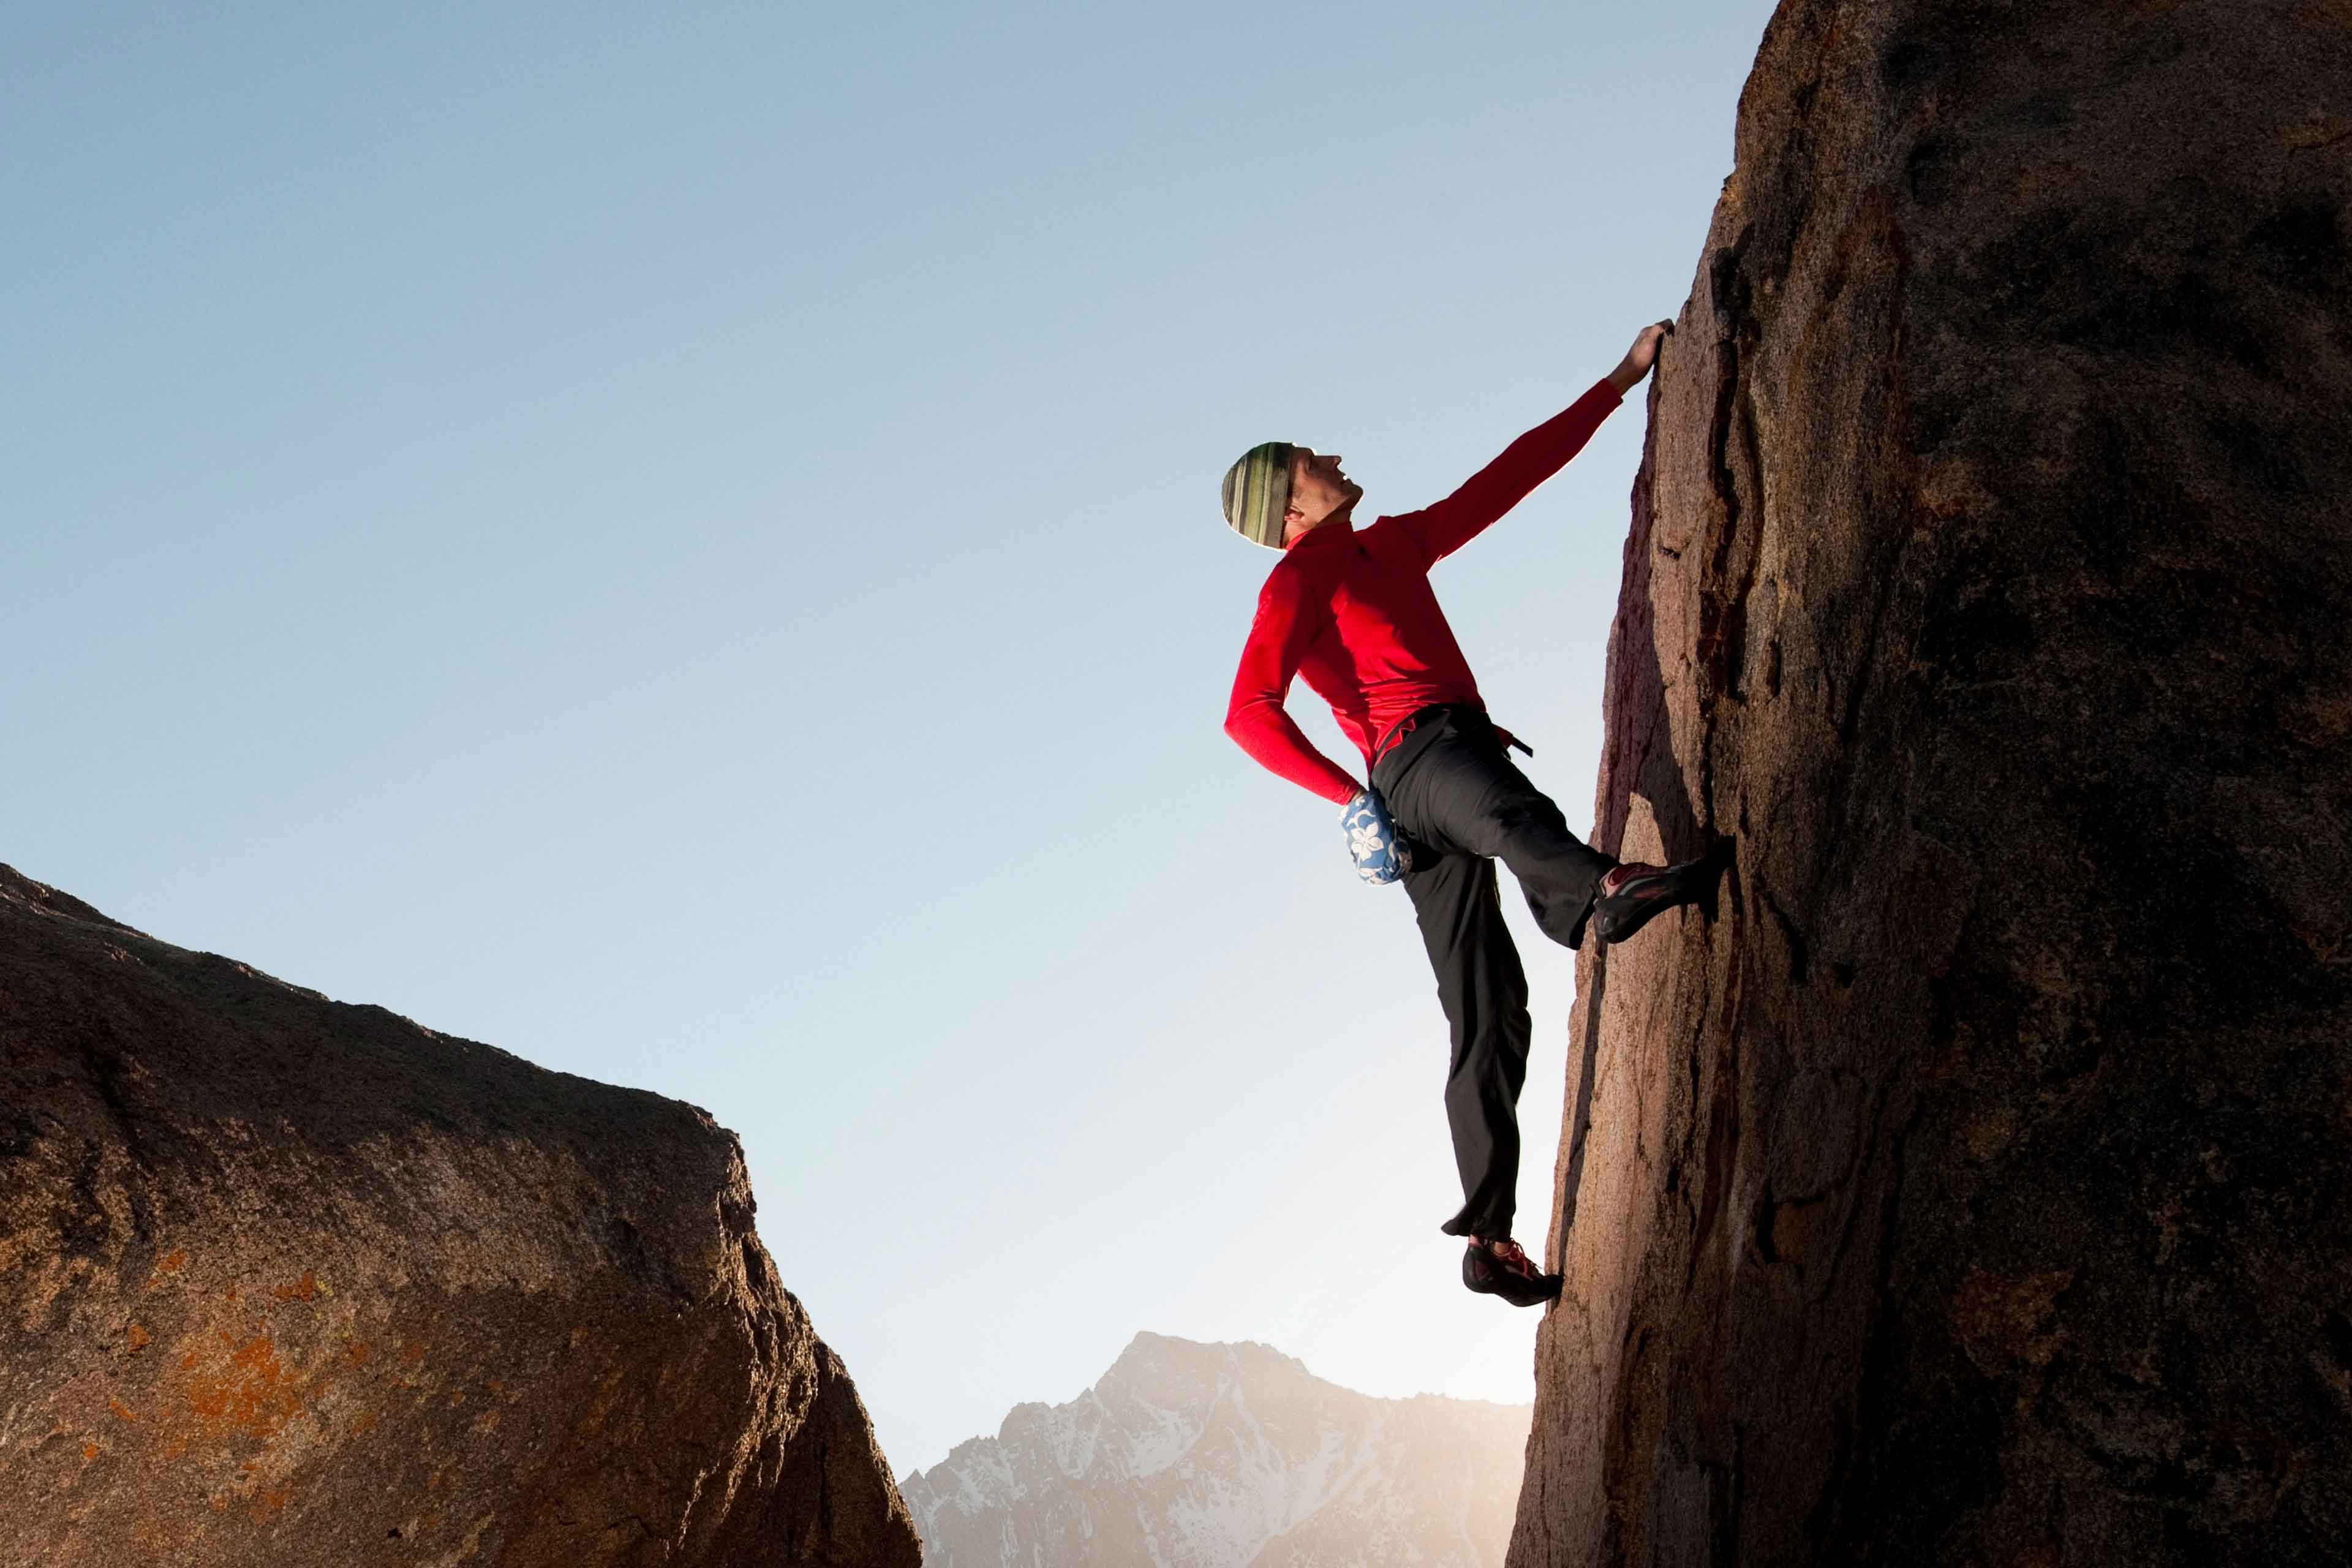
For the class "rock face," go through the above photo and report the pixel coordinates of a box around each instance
[0,867,920,1568]
[902,1332,1529,1567]
[1514,3,2352,1564]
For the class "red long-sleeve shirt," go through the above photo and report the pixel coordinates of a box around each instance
[1224,379,1624,803]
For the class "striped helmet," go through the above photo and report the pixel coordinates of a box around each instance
[1220,442,1294,549]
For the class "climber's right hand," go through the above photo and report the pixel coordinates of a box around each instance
[1608,320,1673,392]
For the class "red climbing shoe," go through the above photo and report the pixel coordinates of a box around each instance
[1591,856,1718,946]
[1462,1238,1562,1308]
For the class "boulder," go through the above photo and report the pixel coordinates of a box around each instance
[1515,2,2352,1563]
[0,866,920,1568]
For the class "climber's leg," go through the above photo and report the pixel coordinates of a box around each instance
[1398,844,1532,1242]
[1377,706,1616,950]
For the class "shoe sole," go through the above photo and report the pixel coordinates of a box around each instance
[1463,1251,1562,1307]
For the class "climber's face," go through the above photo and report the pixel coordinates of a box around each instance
[1283,448,1361,542]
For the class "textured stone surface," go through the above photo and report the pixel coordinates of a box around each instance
[0,867,920,1568]
[1513,2,2352,1564]
[904,1332,1528,1568]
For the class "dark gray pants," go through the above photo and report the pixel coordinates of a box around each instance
[1371,705,1615,1240]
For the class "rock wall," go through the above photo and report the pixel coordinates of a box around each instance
[0,867,921,1568]
[1515,2,2352,1563]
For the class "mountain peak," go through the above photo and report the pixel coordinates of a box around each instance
[1110,1328,1296,1367]
[903,1334,1529,1566]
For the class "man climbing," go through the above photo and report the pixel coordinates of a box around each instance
[1219,322,1716,1308]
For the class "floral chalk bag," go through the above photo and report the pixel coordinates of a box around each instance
[1341,788,1412,886]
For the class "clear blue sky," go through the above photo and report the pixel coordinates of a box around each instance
[8,1,1769,1472]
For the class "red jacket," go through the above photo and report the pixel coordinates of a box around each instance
[1224,379,1623,803]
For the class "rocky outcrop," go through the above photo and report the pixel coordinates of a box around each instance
[903,1332,1528,1567]
[0,867,920,1568]
[1516,2,2352,1564]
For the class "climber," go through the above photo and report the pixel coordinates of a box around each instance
[1218,322,1719,1308]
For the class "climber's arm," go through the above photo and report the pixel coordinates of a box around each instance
[1224,568,1362,805]
[1392,322,1671,567]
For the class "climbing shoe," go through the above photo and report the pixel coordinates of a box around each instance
[1591,856,1717,946]
[1463,1238,1562,1308]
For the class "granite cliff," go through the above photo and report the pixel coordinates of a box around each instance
[1515,2,2352,1564]
[0,866,921,1568]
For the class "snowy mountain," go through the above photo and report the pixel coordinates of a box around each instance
[899,1332,1530,1567]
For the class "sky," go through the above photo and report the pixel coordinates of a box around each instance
[7,1,1770,1474]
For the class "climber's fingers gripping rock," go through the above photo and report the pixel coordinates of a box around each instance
[1608,320,1674,393]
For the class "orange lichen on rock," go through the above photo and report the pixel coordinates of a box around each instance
[575,1371,621,1438]
[124,1324,150,1352]
[270,1272,317,1303]
[108,1400,137,1424]
[184,1335,305,1440]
